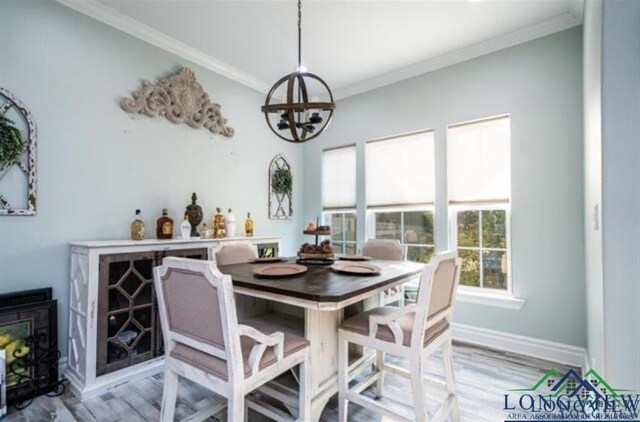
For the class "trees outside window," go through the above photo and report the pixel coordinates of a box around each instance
[373,210,435,263]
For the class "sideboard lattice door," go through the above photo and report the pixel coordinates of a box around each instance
[97,252,157,376]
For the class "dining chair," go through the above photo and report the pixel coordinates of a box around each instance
[338,251,462,422]
[154,257,311,421]
[214,242,258,266]
[361,239,406,306]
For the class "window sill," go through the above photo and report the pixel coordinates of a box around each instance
[457,290,525,310]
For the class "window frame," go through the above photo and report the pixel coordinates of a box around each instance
[449,202,512,295]
[366,205,436,263]
[323,210,358,255]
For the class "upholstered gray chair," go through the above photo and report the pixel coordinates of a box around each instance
[361,239,406,305]
[214,242,258,266]
[338,251,461,422]
[361,239,405,261]
[154,257,310,421]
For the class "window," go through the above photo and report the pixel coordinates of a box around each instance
[448,115,511,292]
[328,212,358,255]
[366,130,436,262]
[323,146,357,253]
[454,207,508,289]
[372,209,435,263]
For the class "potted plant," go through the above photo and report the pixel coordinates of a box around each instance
[0,115,24,166]
[271,167,293,195]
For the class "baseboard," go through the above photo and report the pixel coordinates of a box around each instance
[58,356,68,379]
[452,323,587,369]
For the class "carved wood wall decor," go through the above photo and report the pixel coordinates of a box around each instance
[268,154,293,220]
[121,68,235,138]
[0,87,37,216]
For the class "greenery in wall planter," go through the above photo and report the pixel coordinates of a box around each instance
[272,167,293,195]
[0,115,24,166]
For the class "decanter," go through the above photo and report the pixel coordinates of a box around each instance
[184,192,203,237]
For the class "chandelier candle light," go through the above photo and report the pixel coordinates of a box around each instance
[261,0,336,143]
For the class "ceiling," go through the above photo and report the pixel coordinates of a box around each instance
[57,0,584,99]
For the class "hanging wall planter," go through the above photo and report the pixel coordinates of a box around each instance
[268,155,293,219]
[0,87,37,216]
[0,115,25,165]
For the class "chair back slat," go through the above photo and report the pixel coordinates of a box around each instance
[215,243,258,266]
[411,251,461,347]
[427,257,458,318]
[159,267,226,349]
[361,239,404,261]
[154,257,245,383]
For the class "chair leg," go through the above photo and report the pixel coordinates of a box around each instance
[375,350,385,398]
[410,357,428,422]
[298,354,311,422]
[160,368,179,422]
[443,340,460,422]
[227,392,244,422]
[338,332,349,422]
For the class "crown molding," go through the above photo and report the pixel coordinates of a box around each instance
[54,0,271,95]
[568,0,586,23]
[332,12,582,100]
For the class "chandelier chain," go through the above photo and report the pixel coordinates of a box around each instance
[298,0,302,69]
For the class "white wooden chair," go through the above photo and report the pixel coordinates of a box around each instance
[361,239,406,306]
[338,251,462,422]
[154,257,311,421]
[214,242,258,266]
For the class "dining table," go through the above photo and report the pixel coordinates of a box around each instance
[218,257,423,421]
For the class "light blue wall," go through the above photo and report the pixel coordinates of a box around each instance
[601,0,640,388]
[303,28,586,347]
[0,0,305,355]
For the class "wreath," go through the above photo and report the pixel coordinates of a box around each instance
[272,167,293,195]
[0,115,25,166]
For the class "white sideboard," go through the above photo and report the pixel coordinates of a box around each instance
[66,236,281,400]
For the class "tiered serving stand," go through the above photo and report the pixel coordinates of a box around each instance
[297,224,335,265]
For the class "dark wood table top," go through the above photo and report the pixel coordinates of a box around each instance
[219,258,423,303]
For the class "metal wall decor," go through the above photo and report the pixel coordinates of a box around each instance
[268,155,293,219]
[121,68,235,138]
[0,87,37,216]
[261,0,335,143]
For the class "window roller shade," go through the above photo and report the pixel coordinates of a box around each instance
[447,116,510,204]
[366,131,435,208]
[322,146,356,210]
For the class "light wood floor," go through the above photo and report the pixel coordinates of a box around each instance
[5,343,577,422]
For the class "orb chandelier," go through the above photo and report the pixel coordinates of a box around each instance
[261,0,336,143]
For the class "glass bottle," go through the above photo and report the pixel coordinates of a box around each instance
[226,208,237,237]
[245,212,254,237]
[180,214,191,240]
[156,209,173,239]
[200,223,210,239]
[213,208,226,238]
[130,209,145,241]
